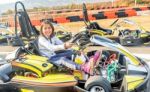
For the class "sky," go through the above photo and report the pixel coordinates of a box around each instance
[0,0,114,5]
[0,0,23,5]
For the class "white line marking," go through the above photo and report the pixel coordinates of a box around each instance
[0,52,11,54]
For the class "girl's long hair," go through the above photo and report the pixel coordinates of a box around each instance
[40,19,54,38]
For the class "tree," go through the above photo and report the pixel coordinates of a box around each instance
[5,9,13,15]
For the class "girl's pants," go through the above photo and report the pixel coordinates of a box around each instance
[49,50,80,70]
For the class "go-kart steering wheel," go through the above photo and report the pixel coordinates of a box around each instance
[71,31,90,48]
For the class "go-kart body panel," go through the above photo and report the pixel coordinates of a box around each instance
[89,29,107,36]
[56,31,72,42]
[89,35,149,92]
[24,55,48,62]
[90,35,140,65]
[80,27,110,36]
[10,73,77,92]
[11,74,76,87]
[52,23,72,42]
[122,75,145,91]
[113,19,150,46]
[12,61,52,77]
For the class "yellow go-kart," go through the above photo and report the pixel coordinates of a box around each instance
[80,3,150,46]
[0,1,149,92]
[0,25,14,45]
[0,2,81,92]
[112,18,150,46]
[52,23,72,42]
[79,3,119,43]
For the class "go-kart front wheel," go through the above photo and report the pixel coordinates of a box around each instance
[89,86,105,92]
[85,76,112,92]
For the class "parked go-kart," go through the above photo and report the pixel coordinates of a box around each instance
[52,23,72,42]
[0,1,149,92]
[75,35,150,92]
[0,24,14,45]
[80,3,120,43]
[0,2,77,92]
[112,18,150,46]
[80,3,150,46]
[81,3,113,35]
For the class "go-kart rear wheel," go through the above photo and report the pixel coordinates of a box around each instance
[85,76,112,92]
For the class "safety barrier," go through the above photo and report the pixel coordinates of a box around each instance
[104,11,117,19]
[54,17,70,23]
[125,9,137,17]
[31,20,41,26]
[7,6,150,27]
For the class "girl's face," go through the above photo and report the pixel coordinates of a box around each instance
[42,24,53,38]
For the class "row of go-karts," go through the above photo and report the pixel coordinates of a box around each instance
[0,1,150,92]
[1,3,150,46]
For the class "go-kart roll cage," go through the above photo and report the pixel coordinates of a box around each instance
[15,1,38,38]
[82,3,113,35]
[14,1,39,54]
[82,3,90,27]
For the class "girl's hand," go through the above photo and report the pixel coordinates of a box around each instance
[64,42,74,49]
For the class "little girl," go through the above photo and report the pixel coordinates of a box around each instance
[38,20,100,74]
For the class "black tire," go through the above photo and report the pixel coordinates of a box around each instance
[118,29,131,37]
[85,76,112,92]
[0,85,20,92]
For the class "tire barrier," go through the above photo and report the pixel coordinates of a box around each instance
[104,11,117,19]
[115,11,128,18]
[133,8,141,11]
[31,20,41,26]
[41,6,150,23]
[40,18,57,24]
[140,7,149,11]
[66,16,83,22]
[125,9,137,17]
[54,17,70,23]
[7,6,150,27]
[93,12,107,19]
[88,14,96,20]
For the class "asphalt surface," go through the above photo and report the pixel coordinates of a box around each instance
[0,54,7,64]
[0,46,17,64]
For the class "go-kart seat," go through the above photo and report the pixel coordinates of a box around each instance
[88,22,112,35]
[29,39,64,69]
[29,38,41,55]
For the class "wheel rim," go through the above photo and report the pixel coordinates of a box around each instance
[90,86,105,92]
